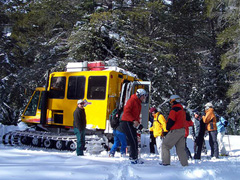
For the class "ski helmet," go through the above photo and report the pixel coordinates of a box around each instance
[136,89,147,98]
[204,102,213,110]
[169,95,181,103]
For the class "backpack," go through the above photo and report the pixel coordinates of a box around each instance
[110,108,121,129]
[110,80,129,129]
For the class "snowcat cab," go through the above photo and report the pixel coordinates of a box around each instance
[4,61,151,151]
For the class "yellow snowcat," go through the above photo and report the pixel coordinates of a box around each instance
[3,61,151,152]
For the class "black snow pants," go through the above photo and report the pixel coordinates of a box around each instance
[119,121,138,160]
[150,133,156,153]
[194,119,205,159]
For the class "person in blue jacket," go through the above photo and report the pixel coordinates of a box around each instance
[217,115,229,156]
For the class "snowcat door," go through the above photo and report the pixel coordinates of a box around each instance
[132,81,151,129]
[21,88,44,124]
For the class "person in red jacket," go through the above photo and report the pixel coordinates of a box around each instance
[161,95,188,166]
[118,88,147,164]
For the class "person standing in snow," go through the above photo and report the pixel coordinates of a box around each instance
[149,108,168,160]
[161,95,188,166]
[216,115,229,156]
[118,89,147,164]
[192,110,207,159]
[184,108,193,159]
[109,113,127,157]
[149,107,157,154]
[202,102,219,159]
[73,99,87,156]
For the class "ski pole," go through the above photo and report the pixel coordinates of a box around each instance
[227,134,231,153]
[157,99,169,109]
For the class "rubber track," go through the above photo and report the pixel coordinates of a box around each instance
[2,130,77,151]
[2,130,108,152]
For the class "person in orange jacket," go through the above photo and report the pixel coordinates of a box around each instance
[202,102,219,159]
[149,108,168,160]
[118,88,147,164]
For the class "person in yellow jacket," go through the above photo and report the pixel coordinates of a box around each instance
[149,108,168,160]
[202,102,219,159]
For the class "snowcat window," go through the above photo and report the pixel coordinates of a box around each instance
[49,77,66,99]
[24,91,40,116]
[67,76,86,99]
[87,76,107,100]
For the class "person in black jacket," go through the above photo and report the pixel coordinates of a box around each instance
[73,99,87,156]
[149,107,157,154]
[192,110,206,159]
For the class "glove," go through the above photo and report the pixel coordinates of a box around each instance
[204,132,208,137]
[138,124,143,131]
[142,128,149,133]
[139,128,149,134]
[224,121,228,127]
[163,132,168,136]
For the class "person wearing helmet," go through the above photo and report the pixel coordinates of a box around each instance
[118,88,147,164]
[202,102,219,159]
[161,95,188,166]
[135,88,148,102]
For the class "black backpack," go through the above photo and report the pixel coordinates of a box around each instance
[109,108,120,129]
[109,80,129,129]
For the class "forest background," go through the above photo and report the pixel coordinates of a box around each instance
[0,0,239,134]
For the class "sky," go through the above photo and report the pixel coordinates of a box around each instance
[0,123,240,180]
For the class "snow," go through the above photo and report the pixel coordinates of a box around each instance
[109,32,120,40]
[1,124,240,180]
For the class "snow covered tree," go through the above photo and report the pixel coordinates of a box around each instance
[0,0,93,124]
[206,0,240,134]
[0,0,235,132]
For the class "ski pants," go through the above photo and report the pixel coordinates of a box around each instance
[162,128,188,166]
[156,136,163,160]
[150,133,156,154]
[217,131,227,155]
[110,129,127,155]
[209,130,219,158]
[120,121,138,160]
[194,135,204,159]
[185,137,192,159]
[74,128,85,156]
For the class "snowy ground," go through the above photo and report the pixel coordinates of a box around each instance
[0,124,240,180]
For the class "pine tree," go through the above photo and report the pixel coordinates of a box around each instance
[206,0,240,134]
[0,0,92,124]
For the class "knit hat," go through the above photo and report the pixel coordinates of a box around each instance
[149,107,157,113]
